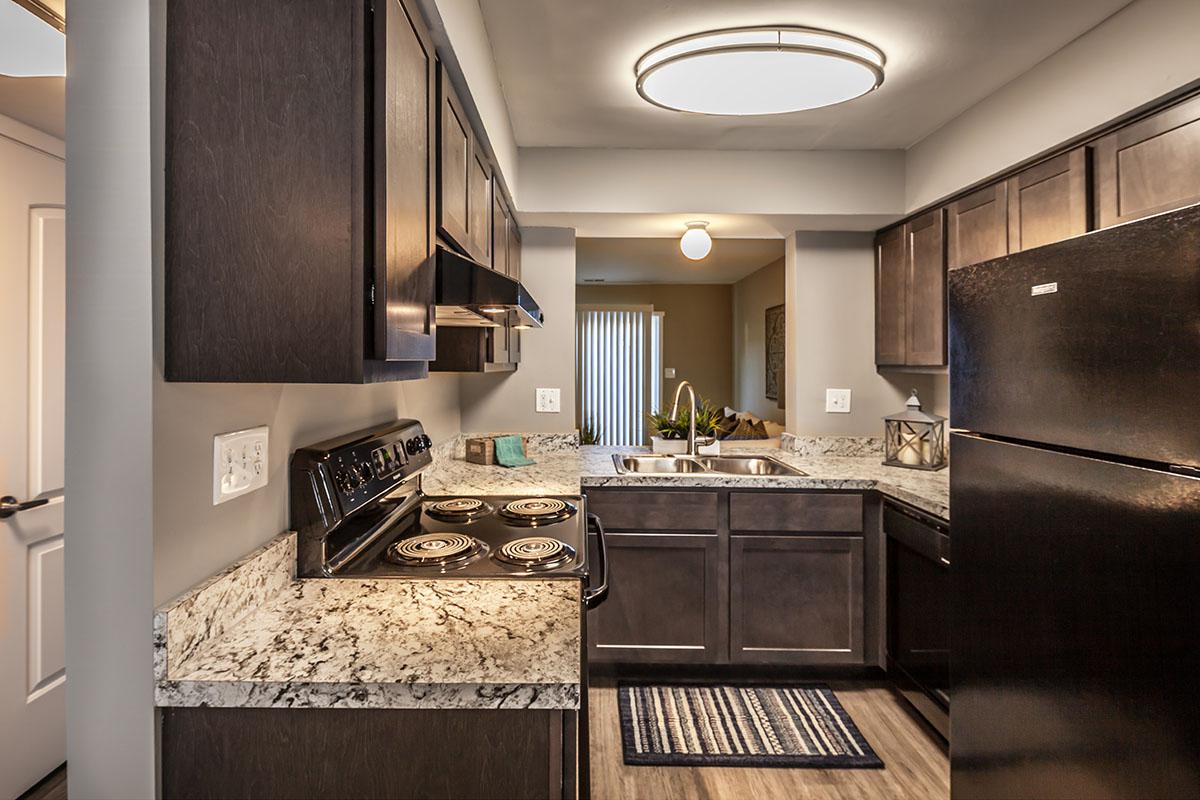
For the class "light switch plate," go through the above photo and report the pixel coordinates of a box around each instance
[536,388,561,413]
[213,426,269,505]
[825,388,852,413]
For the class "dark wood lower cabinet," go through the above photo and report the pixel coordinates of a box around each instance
[584,487,875,669]
[730,535,865,665]
[587,532,725,664]
[160,706,575,800]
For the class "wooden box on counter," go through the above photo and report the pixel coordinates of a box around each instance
[465,437,528,465]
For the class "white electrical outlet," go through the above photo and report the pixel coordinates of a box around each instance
[213,426,269,505]
[664,367,676,379]
[825,388,852,413]
[536,388,561,413]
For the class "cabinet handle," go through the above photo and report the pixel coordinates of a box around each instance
[939,556,950,566]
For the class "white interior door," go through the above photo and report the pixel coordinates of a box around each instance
[0,125,66,798]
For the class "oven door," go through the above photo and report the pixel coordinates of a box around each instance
[885,502,950,739]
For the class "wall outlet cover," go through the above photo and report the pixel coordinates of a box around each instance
[536,387,561,413]
[825,388,852,413]
[213,426,269,505]
[664,367,676,379]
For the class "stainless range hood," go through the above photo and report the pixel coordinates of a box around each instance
[434,247,544,328]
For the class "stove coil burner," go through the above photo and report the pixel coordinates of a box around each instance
[493,537,577,570]
[498,497,578,526]
[425,497,495,522]
[385,532,485,569]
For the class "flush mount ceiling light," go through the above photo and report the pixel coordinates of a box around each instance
[0,2,66,77]
[680,221,712,261]
[635,26,884,116]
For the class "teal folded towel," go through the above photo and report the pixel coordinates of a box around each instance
[493,435,535,468]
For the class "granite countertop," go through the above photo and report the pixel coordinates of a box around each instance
[579,445,949,520]
[420,438,948,519]
[154,533,582,711]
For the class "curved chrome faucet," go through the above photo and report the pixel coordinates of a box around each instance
[668,380,712,456]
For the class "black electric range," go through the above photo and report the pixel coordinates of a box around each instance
[289,420,607,605]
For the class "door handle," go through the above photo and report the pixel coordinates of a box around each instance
[0,495,50,519]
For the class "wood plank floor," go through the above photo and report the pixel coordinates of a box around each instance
[17,764,67,800]
[589,679,948,800]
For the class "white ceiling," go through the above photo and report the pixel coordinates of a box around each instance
[479,0,1131,150]
[576,237,784,284]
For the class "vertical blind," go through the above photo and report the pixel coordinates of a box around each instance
[576,306,651,446]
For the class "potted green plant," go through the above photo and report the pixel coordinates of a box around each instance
[648,399,723,454]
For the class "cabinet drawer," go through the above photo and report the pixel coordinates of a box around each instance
[729,492,862,533]
[584,490,718,531]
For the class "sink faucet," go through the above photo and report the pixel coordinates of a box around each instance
[669,380,704,456]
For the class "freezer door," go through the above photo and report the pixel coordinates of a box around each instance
[949,204,1200,467]
[951,433,1200,799]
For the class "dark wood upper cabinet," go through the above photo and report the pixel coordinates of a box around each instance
[437,67,471,253]
[1095,94,1200,228]
[372,0,437,363]
[875,225,907,366]
[730,535,865,665]
[1007,147,1091,252]
[468,150,493,264]
[492,191,509,274]
[508,223,523,281]
[947,183,1008,270]
[905,209,947,367]
[164,0,433,383]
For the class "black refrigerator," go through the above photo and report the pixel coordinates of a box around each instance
[948,204,1200,800]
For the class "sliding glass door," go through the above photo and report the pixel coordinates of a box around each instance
[576,305,659,446]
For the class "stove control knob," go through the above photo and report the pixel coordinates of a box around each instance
[356,462,374,484]
[421,434,433,451]
[334,469,352,492]
[406,437,424,455]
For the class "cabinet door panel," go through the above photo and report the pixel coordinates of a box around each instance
[372,0,436,361]
[468,150,492,263]
[947,183,1008,270]
[905,209,947,366]
[1007,147,1090,253]
[587,533,725,664]
[492,191,508,274]
[731,536,864,665]
[437,68,470,250]
[875,226,906,366]
[508,223,522,281]
[1095,95,1200,228]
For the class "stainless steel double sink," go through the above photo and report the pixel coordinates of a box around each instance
[611,453,806,477]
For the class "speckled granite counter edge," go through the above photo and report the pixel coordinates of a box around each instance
[154,532,296,682]
[155,680,580,710]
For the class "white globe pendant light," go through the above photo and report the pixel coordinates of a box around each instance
[636,26,884,116]
[680,221,712,261]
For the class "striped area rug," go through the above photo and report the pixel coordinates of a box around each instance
[618,683,884,768]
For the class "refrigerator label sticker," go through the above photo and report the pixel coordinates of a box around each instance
[1031,282,1058,296]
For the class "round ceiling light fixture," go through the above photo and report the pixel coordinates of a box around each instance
[636,26,885,116]
[680,221,712,261]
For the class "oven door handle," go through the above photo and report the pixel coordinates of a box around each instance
[584,512,609,609]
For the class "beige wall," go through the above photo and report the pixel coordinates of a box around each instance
[459,227,578,433]
[65,1,157,794]
[784,232,948,437]
[152,379,460,604]
[732,258,785,423]
[906,0,1200,210]
[576,282,733,412]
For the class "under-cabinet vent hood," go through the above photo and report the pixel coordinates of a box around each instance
[434,247,544,328]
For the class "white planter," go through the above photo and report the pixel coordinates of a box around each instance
[650,436,688,454]
[697,439,720,456]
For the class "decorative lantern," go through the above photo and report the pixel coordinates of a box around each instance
[883,390,947,471]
